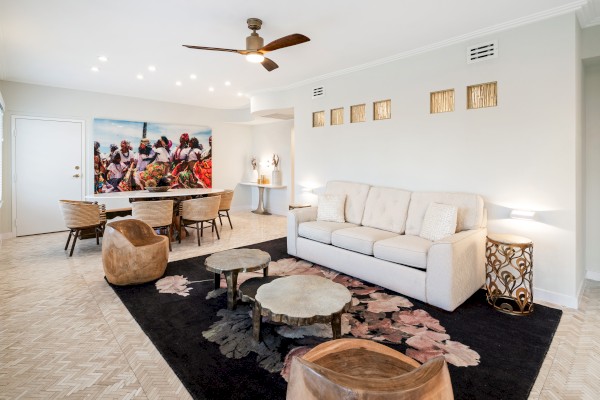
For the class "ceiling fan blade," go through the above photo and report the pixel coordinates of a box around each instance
[261,58,279,72]
[182,45,249,54]
[260,34,310,53]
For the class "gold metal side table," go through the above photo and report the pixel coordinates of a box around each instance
[485,234,534,315]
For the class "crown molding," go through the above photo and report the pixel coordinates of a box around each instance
[578,0,600,27]
[251,1,587,97]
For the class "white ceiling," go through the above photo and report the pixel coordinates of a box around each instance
[0,0,597,109]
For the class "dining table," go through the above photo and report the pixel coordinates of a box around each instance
[85,187,224,202]
[86,188,225,241]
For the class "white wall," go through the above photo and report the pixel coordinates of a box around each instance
[582,24,600,59]
[582,22,600,281]
[247,120,292,216]
[0,89,4,214]
[0,81,253,234]
[585,63,600,279]
[254,14,582,307]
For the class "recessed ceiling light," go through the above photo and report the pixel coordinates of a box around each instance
[224,81,231,86]
[237,92,243,97]
[208,87,215,92]
[91,66,99,72]
[176,81,182,86]
[98,56,108,62]
[148,65,156,72]
[190,74,197,80]
[136,74,144,80]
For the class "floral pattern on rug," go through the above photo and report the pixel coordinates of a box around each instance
[156,257,480,378]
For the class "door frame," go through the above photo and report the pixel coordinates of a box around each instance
[11,115,86,235]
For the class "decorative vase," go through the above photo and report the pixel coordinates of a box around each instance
[251,169,259,183]
[272,170,282,186]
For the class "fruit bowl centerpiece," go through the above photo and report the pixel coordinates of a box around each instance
[146,186,170,193]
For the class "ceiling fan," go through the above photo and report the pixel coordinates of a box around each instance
[183,18,310,71]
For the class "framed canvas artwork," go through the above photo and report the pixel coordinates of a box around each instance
[93,118,212,193]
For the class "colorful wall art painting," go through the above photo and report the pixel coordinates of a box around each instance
[93,118,212,193]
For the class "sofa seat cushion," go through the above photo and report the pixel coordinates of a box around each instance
[332,227,398,255]
[298,221,358,244]
[373,235,433,270]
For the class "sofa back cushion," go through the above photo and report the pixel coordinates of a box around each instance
[405,192,485,235]
[361,186,412,233]
[325,181,371,225]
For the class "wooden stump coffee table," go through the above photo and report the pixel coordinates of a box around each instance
[204,248,271,310]
[253,275,352,342]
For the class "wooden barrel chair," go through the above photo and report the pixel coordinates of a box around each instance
[286,338,454,400]
[102,219,169,285]
[59,200,106,256]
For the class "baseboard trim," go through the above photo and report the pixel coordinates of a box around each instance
[0,231,16,240]
[230,205,252,213]
[534,287,578,309]
[586,270,600,281]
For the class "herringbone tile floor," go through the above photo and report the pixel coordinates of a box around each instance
[0,211,598,399]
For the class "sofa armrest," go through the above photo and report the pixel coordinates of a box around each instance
[287,207,318,256]
[426,228,487,311]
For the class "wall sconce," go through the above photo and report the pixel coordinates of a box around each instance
[299,181,321,194]
[510,210,536,220]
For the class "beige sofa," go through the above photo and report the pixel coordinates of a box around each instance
[287,181,487,311]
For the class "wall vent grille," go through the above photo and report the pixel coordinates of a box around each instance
[262,113,294,120]
[467,41,497,64]
[312,86,325,98]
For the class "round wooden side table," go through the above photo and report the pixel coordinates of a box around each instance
[204,249,271,310]
[485,234,534,315]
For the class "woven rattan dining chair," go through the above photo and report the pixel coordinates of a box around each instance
[59,200,106,257]
[179,196,221,246]
[131,200,174,251]
[217,190,234,229]
[206,190,234,229]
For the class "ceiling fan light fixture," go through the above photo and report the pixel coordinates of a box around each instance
[246,52,265,63]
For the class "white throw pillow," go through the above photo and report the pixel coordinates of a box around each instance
[317,194,346,223]
[419,202,458,241]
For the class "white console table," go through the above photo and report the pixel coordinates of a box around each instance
[239,182,287,215]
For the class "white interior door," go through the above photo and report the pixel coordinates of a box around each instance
[14,117,84,236]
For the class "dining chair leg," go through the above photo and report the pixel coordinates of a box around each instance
[167,227,172,251]
[226,210,233,229]
[214,219,220,240]
[95,227,100,245]
[69,230,79,257]
[178,216,182,244]
[65,230,73,250]
[219,213,223,226]
[196,222,201,246]
[201,221,204,237]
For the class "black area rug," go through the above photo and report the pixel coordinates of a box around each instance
[110,237,562,400]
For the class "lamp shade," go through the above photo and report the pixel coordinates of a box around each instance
[246,52,265,63]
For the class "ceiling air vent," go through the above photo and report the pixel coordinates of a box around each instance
[467,41,497,64]
[262,113,294,120]
[312,86,325,99]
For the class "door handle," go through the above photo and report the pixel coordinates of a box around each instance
[73,174,80,178]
